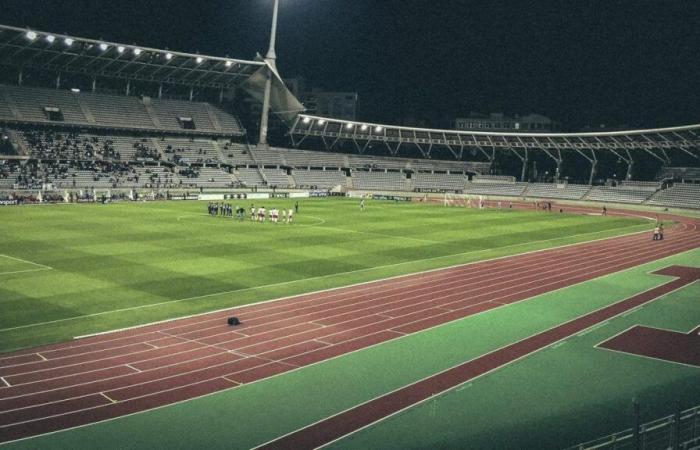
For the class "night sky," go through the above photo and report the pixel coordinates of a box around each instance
[2,0,699,130]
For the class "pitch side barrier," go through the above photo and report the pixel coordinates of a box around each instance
[565,404,700,450]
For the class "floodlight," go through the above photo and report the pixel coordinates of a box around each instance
[99,43,109,51]
[45,35,56,43]
[375,126,383,133]
[64,38,74,46]
[196,56,204,64]
[302,117,311,124]
[26,31,38,41]
[225,60,233,67]
[70,88,81,93]
[165,52,173,60]
[346,123,354,129]
[318,119,326,126]
[361,124,369,131]
[117,46,125,54]
[133,48,142,56]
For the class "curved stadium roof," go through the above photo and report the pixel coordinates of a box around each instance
[291,114,700,162]
[0,24,304,123]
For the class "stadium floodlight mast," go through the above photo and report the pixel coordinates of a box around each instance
[258,0,280,146]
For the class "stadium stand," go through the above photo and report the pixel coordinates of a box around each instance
[584,186,655,204]
[283,148,347,168]
[522,183,592,200]
[261,169,293,187]
[351,170,408,191]
[161,138,221,165]
[178,167,235,189]
[412,172,467,192]
[235,167,265,186]
[464,181,528,197]
[472,175,517,183]
[0,84,243,135]
[659,166,700,182]
[252,146,286,167]
[292,169,347,189]
[647,183,700,209]
[221,142,255,166]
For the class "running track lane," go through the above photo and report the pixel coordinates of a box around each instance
[257,265,700,450]
[0,208,698,444]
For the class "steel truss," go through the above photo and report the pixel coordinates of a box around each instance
[290,115,700,182]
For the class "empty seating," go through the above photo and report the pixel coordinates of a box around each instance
[293,169,346,188]
[261,169,292,187]
[79,92,155,129]
[472,175,517,184]
[352,170,406,191]
[647,184,700,209]
[235,168,265,186]
[523,183,591,200]
[252,147,285,166]
[0,84,244,135]
[585,186,653,204]
[464,182,527,197]
[413,173,467,192]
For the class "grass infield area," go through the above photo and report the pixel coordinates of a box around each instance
[0,197,651,354]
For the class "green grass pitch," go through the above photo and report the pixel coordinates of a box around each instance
[0,198,651,353]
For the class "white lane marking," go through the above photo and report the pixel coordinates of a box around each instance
[0,377,10,388]
[36,354,47,362]
[100,392,117,404]
[257,275,699,450]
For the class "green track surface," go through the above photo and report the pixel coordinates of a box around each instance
[5,248,698,450]
[0,198,649,352]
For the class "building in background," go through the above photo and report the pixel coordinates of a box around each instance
[285,77,358,121]
[453,112,560,132]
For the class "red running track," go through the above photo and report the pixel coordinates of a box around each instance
[0,208,698,444]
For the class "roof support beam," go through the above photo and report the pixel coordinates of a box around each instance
[510,147,528,182]
[574,147,598,185]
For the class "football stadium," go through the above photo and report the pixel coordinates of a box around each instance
[0,2,699,449]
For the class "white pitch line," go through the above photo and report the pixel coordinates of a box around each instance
[2,222,653,336]
[0,254,53,270]
[35,353,47,362]
[0,268,53,276]
[0,377,10,388]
